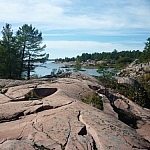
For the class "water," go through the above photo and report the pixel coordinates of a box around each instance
[32,61,100,77]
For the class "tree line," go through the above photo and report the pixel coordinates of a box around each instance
[0,23,48,79]
[55,38,150,66]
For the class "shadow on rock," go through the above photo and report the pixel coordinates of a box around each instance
[25,88,57,100]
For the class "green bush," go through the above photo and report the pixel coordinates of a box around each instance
[74,59,81,71]
[81,92,103,110]
[115,57,133,68]
[98,75,150,109]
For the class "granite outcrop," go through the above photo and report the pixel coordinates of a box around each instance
[0,73,150,150]
[117,59,150,78]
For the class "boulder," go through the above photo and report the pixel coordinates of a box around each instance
[116,77,141,88]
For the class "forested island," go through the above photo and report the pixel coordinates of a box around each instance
[55,38,150,69]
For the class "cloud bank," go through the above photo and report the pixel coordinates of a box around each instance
[0,0,149,58]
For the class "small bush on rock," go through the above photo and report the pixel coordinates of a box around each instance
[25,89,41,100]
[81,92,103,110]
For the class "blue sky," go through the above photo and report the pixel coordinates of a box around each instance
[0,0,150,59]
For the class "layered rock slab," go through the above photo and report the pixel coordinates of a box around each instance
[0,77,150,150]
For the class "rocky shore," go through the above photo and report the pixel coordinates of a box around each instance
[118,59,150,78]
[0,72,150,150]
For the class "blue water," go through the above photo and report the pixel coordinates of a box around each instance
[32,61,100,77]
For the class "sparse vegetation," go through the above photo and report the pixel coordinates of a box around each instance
[74,59,82,71]
[0,85,4,91]
[99,76,150,109]
[25,89,41,100]
[81,92,103,110]
[50,68,64,77]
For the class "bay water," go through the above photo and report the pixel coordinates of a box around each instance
[32,61,100,77]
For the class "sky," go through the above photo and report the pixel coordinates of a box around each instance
[0,0,150,59]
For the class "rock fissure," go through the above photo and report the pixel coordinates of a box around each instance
[33,143,51,150]
[32,119,43,133]
[0,139,7,144]
[91,136,98,150]
[31,119,62,148]
[98,88,141,129]
[54,101,74,109]
[78,112,103,150]
[0,101,74,124]
[0,111,24,123]
[63,120,71,150]
[77,110,81,121]
[17,124,28,140]
[35,105,54,113]
[42,113,56,118]
[30,101,74,114]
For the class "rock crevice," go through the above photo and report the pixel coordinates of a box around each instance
[78,111,103,150]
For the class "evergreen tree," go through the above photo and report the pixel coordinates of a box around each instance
[74,59,81,71]
[139,38,150,62]
[143,37,150,62]
[0,24,20,79]
[16,24,48,79]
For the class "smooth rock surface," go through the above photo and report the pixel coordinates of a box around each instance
[0,75,150,150]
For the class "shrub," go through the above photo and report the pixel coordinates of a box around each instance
[81,92,103,110]
[25,89,41,100]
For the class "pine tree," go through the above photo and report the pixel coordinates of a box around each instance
[16,24,48,79]
[0,24,20,79]
[140,37,150,62]
[144,37,150,62]
[74,59,81,71]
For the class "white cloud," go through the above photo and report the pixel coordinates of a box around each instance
[0,0,64,23]
[0,0,149,31]
[0,0,149,59]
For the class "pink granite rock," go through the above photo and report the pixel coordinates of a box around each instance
[0,76,150,150]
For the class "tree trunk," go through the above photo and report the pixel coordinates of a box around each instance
[8,44,12,79]
[27,53,31,80]
[19,44,25,79]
